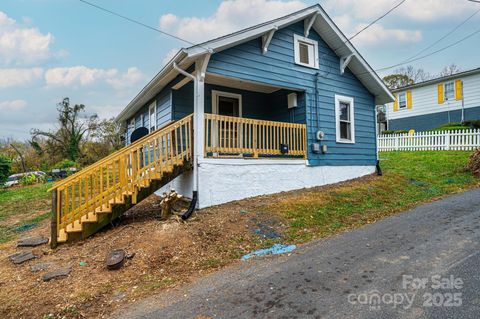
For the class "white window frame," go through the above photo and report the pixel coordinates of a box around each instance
[335,94,355,144]
[293,34,319,69]
[148,101,157,132]
[212,90,243,117]
[398,92,407,109]
[444,81,455,101]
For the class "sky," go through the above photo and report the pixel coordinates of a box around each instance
[1,0,479,140]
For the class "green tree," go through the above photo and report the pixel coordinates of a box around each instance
[0,155,12,185]
[31,98,96,161]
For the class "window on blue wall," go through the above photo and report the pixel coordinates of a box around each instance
[398,92,407,109]
[335,95,355,144]
[294,34,319,69]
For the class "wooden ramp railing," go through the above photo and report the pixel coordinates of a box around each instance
[49,114,193,246]
[204,114,307,158]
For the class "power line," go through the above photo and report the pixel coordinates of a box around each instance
[402,8,480,63]
[348,0,407,41]
[331,0,407,53]
[78,0,203,49]
[359,26,480,77]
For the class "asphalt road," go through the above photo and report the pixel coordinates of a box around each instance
[114,188,480,319]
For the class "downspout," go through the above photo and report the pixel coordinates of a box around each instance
[173,62,199,219]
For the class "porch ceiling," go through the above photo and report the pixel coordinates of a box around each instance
[204,73,302,94]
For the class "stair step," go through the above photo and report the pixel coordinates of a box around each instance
[66,221,83,233]
[109,197,125,205]
[95,204,112,214]
[81,212,98,223]
[57,229,68,243]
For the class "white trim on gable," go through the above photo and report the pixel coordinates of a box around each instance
[335,94,355,144]
[293,34,319,69]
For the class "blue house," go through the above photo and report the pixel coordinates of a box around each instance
[115,4,394,208]
[49,4,394,245]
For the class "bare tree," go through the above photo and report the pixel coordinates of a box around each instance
[439,63,461,77]
[383,65,433,89]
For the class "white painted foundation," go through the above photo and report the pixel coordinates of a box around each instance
[156,158,375,209]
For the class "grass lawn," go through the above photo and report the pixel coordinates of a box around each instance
[269,151,478,243]
[0,183,51,243]
[0,151,478,319]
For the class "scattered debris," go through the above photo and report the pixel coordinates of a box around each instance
[9,251,36,264]
[30,262,52,273]
[106,249,125,270]
[241,244,296,261]
[79,261,88,267]
[17,236,49,247]
[466,148,480,177]
[125,252,136,260]
[43,267,72,282]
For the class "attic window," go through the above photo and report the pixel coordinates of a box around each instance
[294,34,318,69]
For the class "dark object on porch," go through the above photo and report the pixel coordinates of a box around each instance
[280,143,289,154]
[376,160,382,176]
[182,191,198,220]
[106,249,126,270]
[130,127,149,144]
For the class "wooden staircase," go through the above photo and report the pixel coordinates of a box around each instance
[49,114,193,247]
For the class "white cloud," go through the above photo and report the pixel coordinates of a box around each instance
[0,99,27,111]
[44,66,118,87]
[353,24,422,46]
[159,0,307,43]
[106,67,144,91]
[89,104,124,119]
[0,11,56,66]
[162,48,179,66]
[0,67,43,88]
[323,0,474,22]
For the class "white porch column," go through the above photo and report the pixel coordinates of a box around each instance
[194,60,205,163]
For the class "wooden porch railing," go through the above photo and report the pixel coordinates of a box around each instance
[204,113,307,158]
[48,114,193,245]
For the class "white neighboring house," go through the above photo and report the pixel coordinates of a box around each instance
[385,68,480,132]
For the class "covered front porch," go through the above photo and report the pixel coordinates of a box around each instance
[172,71,308,160]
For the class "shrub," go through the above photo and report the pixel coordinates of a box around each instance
[394,130,409,134]
[54,159,79,170]
[20,173,38,186]
[464,120,480,129]
[0,155,12,185]
[381,130,395,135]
[466,149,480,177]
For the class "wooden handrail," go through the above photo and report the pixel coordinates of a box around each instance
[50,114,193,242]
[204,114,307,158]
[49,116,189,191]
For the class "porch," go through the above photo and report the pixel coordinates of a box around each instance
[173,72,308,160]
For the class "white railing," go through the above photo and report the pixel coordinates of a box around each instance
[378,129,480,151]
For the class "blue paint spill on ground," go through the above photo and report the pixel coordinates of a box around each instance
[241,244,296,261]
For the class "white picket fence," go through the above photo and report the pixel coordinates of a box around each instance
[377,129,480,151]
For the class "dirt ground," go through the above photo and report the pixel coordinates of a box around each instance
[0,191,287,319]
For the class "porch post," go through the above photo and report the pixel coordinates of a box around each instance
[194,60,205,163]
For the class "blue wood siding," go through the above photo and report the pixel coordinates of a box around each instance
[172,83,304,124]
[389,106,480,131]
[206,21,377,166]
[125,87,174,145]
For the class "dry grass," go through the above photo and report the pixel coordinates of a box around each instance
[0,151,478,318]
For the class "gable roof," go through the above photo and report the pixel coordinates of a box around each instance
[116,4,394,123]
[391,67,480,93]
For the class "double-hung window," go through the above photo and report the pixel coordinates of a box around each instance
[293,34,319,69]
[335,95,355,143]
[149,101,157,132]
[398,92,407,109]
[444,82,455,101]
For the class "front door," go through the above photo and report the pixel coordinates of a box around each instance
[212,90,242,154]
